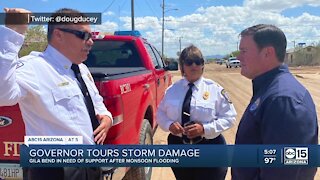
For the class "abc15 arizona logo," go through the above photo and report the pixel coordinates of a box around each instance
[283,147,308,165]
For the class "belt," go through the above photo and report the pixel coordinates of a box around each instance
[182,135,203,144]
[170,134,224,144]
[179,134,224,145]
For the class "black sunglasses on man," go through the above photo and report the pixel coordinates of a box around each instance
[57,28,92,41]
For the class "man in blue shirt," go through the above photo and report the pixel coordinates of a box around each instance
[232,24,318,180]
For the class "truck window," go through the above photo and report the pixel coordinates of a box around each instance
[85,41,143,67]
[145,43,162,69]
[152,45,165,68]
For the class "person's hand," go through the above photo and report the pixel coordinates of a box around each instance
[93,114,112,144]
[184,122,204,139]
[4,8,31,35]
[169,122,184,135]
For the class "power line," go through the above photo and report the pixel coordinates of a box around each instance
[144,0,160,17]
[116,0,128,30]
[101,0,117,13]
[101,0,127,27]
[120,0,128,9]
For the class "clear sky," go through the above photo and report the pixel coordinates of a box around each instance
[1,0,320,58]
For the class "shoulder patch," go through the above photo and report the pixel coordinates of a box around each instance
[249,98,260,111]
[221,89,232,103]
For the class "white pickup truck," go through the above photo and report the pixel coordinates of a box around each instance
[226,57,241,68]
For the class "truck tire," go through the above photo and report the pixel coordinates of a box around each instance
[123,119,153,180]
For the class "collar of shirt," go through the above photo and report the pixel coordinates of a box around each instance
[182,76,203,91]
[43,44,73,73]
[252,64,289,95]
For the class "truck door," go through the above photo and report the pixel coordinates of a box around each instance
[0,105,25,162]
[0,105,25,179]
[145,44,168,106]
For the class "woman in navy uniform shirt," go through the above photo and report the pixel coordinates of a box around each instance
[157,45,237,180]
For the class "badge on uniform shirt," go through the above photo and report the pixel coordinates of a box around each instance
[221,89,232,103]
[203,91,210,100]
[87,73,93,82]
[250,98,260,111]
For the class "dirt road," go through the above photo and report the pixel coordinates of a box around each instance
[151,63,320,180]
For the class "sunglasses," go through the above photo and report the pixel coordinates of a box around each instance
[58,28,92,41]
[184,59,204,66]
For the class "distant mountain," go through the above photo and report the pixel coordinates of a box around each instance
[205,55,225,59]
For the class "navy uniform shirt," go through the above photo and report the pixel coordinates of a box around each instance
[232,65,318,180]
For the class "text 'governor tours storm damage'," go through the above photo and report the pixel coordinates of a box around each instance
[0,30,178,180]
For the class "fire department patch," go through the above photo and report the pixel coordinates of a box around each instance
[250,98,260,111]
[221,89,232,103]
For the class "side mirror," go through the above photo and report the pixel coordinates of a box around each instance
[165,61,178,71]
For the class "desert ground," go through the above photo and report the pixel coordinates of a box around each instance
[151,63,320,180]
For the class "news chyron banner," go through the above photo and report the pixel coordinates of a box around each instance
[20,137,319,167]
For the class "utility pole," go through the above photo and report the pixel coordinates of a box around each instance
[161,0,178,58]
[292,41,296,49]
[161,0,165,58]
[292,40,296,53]
[236,41,239,51]
[131,0,134,31]
[118,6,121,31]
[179,36,182,55]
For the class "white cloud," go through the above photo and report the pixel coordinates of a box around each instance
[93,21,118,34]
[281,13,320,46]
[243,0,320,12]
[120,16,160,30]
[96,2,320,57]
[103,11,115,16]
